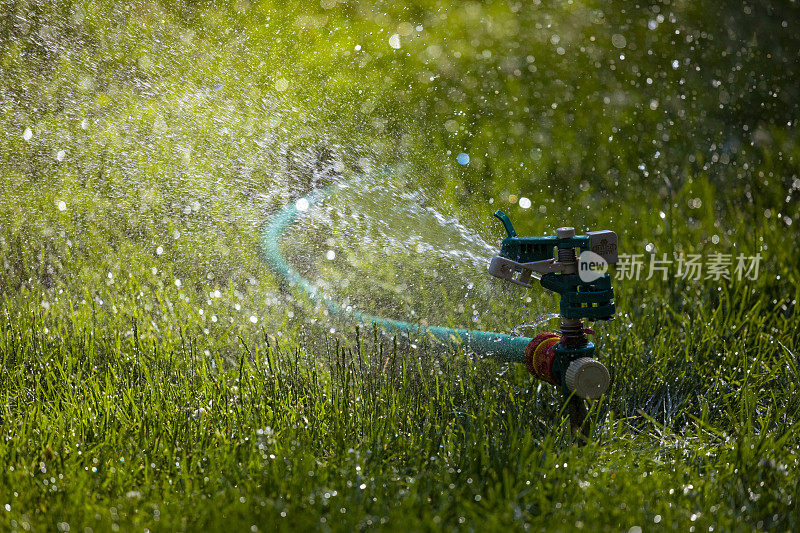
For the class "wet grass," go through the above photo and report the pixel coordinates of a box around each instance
[2,0,800,531]
[1,288,798,531]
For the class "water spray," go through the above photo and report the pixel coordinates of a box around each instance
[488,211,618,436]
[261,185,618,441]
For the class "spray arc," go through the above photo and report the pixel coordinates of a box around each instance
[488,210,618,434]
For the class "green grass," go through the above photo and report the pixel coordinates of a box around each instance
[2,0,800,531]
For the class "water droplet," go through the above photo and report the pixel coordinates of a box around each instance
[56,150,66,161]
[23,127,33,141]
[518,197,531,209]
[57,200,67,211]
[249,316,258,323]
[456,153,470,165]
[611,34,627,48]
[296,198,310,212]
[388,34,401,49]
[326,250,336,260]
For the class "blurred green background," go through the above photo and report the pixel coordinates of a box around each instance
[1,1,799,531]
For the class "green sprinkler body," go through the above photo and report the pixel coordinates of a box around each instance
[489,210,618,435]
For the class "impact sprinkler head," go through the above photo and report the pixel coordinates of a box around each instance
[489,210,618,437]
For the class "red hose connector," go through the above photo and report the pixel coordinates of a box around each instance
[524,332,560,385]
[524,329,596,386]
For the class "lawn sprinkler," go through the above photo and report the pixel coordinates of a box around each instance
[489,211,618,438]
[262,185,620,443]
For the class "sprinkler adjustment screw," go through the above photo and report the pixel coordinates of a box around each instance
[556,226,575,239]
